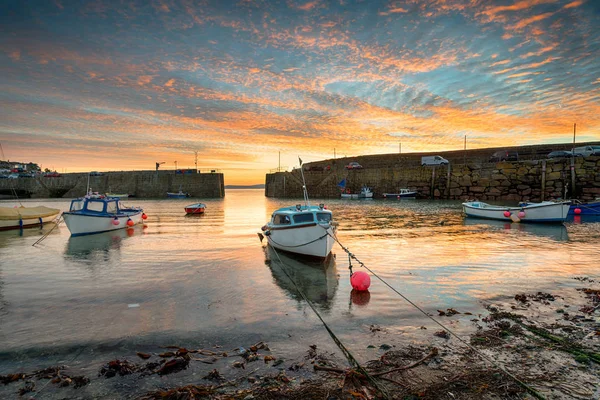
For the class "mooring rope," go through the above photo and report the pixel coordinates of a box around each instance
[32,214,63,247]
[327,230,547,400]
[268,245,390,399]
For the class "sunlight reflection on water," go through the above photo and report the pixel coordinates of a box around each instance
[1,190,599,377]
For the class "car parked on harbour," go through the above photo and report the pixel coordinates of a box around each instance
[547,151,572,159]
[345,162,363,170]
[573,145,600,157]
[490,150,518,162]
[44,172,62,177]
[90,171,104,176]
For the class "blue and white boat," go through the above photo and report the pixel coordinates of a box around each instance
[261,158,337,258]
[63,192,145,236]
[569,201,600,216]
[167,186,189,199]
[462,201,570,223]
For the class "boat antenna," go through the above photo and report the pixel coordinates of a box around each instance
[86,172,91,197]
[298,157,310,208]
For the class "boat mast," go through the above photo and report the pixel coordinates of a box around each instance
[298,157,310,207]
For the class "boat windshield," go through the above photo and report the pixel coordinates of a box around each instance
[106,201,118,214]
[293,213,314,224]
[316,212,332,222]
[70,200,84,212]
[272,214,291,225]
[86,200,105,213]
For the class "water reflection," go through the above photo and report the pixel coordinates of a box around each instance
[263,245,338,310]
[65,228,134,260]
[463,218,569,241]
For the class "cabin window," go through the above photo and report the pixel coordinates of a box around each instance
[273,214,291,225]
[293,213,314,224]
[70,200,84,211]
[106,202,118,214]
[86,201,105,213]
[316,213,332,222]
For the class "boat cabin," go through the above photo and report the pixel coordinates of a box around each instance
[270,204,332,227]
[69,197,122,215]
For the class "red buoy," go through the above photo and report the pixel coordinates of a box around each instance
[574,208,582,215]
[503,211,511,217]
[518,211,526,218]
[127,219,134,227]
[142,213,148,220]
[350,271,371,291]
[112,217,120,226]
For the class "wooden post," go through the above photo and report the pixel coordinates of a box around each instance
[431,166,436,199]
[541,160,546,201]
[446,163,451,199]
[283,174,286,197]
[570,157,576,199]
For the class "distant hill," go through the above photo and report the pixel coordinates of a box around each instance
[224,184,265,189]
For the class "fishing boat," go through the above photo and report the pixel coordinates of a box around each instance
[185,203,206,214]
[63,191,146,236]
[167,186,189,199]
[340,185,374,199]
[462,201,570,223]
[105,191,129,199]
[260,158,337,258]
[0,205,60,231]
[383,188,417,199]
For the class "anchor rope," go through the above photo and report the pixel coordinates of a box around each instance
[268,245,389,399]
[32,214,63,247]
[326,229,547,400]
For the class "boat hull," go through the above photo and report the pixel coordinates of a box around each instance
[383,192,416,198]
[267,223,336,258]
[463,202,570,223]
[185,203,206,214]
[569,202,600,215]
[167,193,188,199]
[0,213,60,231]
[63,210,143,236]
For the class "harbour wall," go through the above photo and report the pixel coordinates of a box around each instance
[266,155,600,202]
[0,171,225,199]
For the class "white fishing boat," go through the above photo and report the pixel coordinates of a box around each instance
[260,158,337,258]
[383,188,417,199]
[462,201,570,223]
[340,185,373,199]
[63,192,146,236]
[0,205,60,231]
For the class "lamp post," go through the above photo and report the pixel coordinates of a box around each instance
[175,161,178,170]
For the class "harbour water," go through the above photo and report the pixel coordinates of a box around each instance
[1,189,599,397]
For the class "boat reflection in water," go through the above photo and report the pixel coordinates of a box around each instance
[463,218,569,242]
[65,227,135,260]
[263,246,338,310]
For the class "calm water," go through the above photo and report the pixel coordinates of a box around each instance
[1,189,600,395]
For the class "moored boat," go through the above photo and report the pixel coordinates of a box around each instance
[0,206,61,231]
[462,201,570,223]
[383,188,417,199]
[569,201,600,215]
[341,185,373,199]
[106,193,129,199]
[167,186,189,199]
[63,194,146,236]
[261,157,337,258]
[185,203,206,214]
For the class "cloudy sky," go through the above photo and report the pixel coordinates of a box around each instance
[1,0,599,184]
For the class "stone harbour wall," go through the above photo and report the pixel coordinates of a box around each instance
[265,156,600,202]
[0,170,225,199]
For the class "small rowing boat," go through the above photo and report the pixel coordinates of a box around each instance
[0,205,60,231]
[185,203,206,214]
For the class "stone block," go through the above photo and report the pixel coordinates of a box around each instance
[470,186,485,193]
[546,172,561,180]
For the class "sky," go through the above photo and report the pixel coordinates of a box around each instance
[1,0,599,184]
